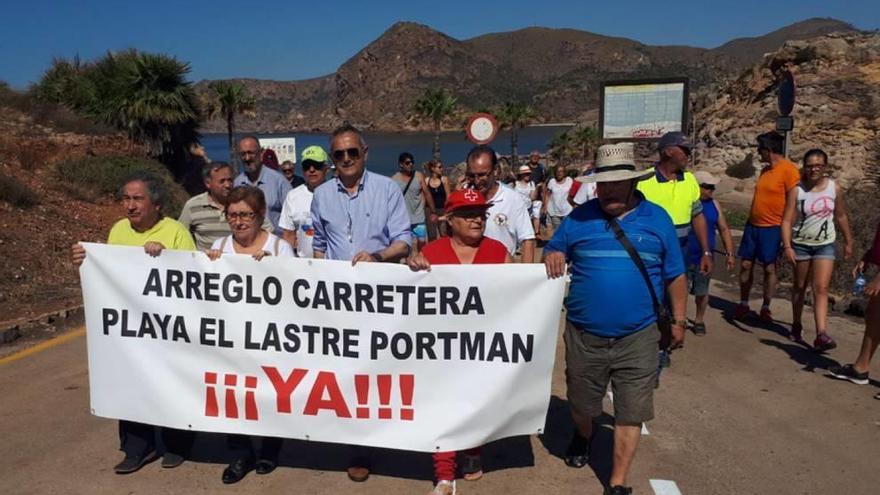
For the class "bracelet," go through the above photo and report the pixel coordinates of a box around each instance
[673,319,687,327]
[702,251,712,257]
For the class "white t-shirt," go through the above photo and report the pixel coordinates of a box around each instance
[546,177,573,217]
[278,185,315,258]
[573,176,597,205]
[484,184,536,255]
[514,180,535,203]
[210,232,294,258]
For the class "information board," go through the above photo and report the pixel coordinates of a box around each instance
[259,137,297,163]
[600,79,688,140]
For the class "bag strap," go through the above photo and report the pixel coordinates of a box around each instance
[402,173,416,196]
[606,216,663,315]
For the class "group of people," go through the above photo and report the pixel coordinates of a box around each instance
[69,124,880,495]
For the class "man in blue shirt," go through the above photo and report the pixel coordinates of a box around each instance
[310,124,412,264]
[544,143,687,495]
[235,136,292,236]
[309,124,411,483]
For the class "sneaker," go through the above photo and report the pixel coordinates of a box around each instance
[693,322,706,336]
[759,307,773,323]
[114,450,158,474]
[428,480,456,495]
[813,333,837,353]
[734,304,750,321]
[789,323,803,342]
[604,486,633,495]
[827,364,869,385]
[563,432,590,468]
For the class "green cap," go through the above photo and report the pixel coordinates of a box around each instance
[301,145,328,165]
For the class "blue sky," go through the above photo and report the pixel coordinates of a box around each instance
[1,0,877,88]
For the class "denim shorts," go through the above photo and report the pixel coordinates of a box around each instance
[687,264,711,297]
[792,242,835,261]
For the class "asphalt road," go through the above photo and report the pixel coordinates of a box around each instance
[1,277,879,495]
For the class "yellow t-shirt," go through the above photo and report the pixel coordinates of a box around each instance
[637,168,701,237]
[107,217,196,251]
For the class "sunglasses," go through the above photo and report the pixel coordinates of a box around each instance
[281,168,295,174]
[332,148,361,161]
[303,162,326,171]
[699,184,715,191]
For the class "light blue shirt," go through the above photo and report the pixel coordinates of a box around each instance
[235,165,292,236]
[310,171,412,260]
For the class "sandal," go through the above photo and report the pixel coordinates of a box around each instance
[461,453,483,481]
[563,433,590,468]
[428,480,456,495]
[692,323,706,336]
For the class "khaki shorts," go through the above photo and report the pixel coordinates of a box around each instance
[564,321,659,424]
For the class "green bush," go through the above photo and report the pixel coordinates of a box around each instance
[54,155,187,217]
[726,153,756,179]
[0,173,40,208]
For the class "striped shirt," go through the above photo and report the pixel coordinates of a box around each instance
[178,192,273,251]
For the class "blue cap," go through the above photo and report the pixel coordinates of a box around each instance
[658,131,692,151]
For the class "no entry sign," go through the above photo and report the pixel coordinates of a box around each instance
[466,113,499,145]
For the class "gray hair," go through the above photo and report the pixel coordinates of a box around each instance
[330,123,367,149]
[118,170,168,208]
[200,161,233,181]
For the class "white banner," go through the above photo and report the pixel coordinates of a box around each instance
[79,244,565,452]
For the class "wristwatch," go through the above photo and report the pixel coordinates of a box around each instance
[673,319,687,327]
[702,251,712,257]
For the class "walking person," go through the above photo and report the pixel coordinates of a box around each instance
[206,185,293,484]
[425,160,451,240]
[781,148,854,349]
[310,124,411,482]
[514,165,543,240]
[827,221,880,398]
[465,145,536,262]
[687,172,736,335]
[406,188,512,495]
[544,143,687,495]
[736,131,800,322]
[392,152,437,253]
[71,171,196,474]
[543,165,574,235]
[279,146,330,257]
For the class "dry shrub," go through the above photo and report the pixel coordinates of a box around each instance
[726,153,756,179]
[0,173,40,208]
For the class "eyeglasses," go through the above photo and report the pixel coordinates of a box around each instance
[303,162,326,171]
[281,168,295,174]
[332,148,361,161]
[699,184,715,191]
[452,210,489,220]
[227,211,257,221]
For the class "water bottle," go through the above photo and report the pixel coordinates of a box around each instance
[853,273,867,296]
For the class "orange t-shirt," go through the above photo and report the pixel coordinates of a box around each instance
[749,159,800,226]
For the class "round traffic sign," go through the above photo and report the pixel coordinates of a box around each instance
[466,113,499,145]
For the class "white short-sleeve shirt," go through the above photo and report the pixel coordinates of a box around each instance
[210,232,294,258]
[279,185,315,258]
[484,184,536,254]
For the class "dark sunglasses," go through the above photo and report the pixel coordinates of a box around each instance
[699,184,715,191]
[332,148,361,161]
[303,161,326,171]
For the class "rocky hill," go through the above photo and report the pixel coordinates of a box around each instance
[694,31,880,192]
[198,18,858,133]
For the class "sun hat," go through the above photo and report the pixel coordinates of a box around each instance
[301,145,329,165]
[517,165,531,175]
[444,189,492,215]
[576,143,653,183]
[694,170,720,186]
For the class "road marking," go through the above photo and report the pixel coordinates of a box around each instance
[641,423,650,435]
[0,327,85,366]
[650,479,683,495]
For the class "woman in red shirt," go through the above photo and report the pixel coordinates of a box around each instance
[406,188,511,495]
[827,221,880,399]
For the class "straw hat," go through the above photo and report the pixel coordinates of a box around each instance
[517,165,531,175]
[576,143,653,183]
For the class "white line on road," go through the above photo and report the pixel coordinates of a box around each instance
[650,479,683,495]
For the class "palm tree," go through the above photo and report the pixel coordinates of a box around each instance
[204,81,256,163]
[497,101,535,165]
[572,126,600,160]
[548,130,573,166]
[414,88,457,162]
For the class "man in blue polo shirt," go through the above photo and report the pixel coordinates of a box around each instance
[544,143,687,495]
[235,135,292,236]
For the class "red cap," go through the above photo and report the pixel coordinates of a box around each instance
[444,188,492,214]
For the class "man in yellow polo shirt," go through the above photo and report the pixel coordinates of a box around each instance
[638,132,713,338]
[71,170,195,474]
